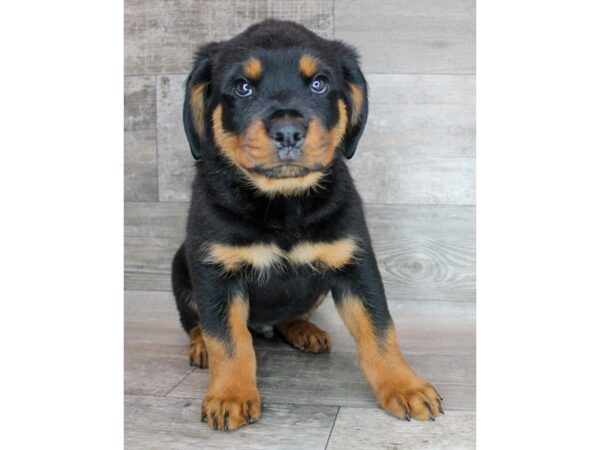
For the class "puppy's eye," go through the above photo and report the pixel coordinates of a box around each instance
[310,76,328,95]
[234,80,253,97]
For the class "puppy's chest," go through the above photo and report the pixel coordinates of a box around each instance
[204,237,359,274]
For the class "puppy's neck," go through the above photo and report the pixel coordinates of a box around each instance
[196,151,350,229]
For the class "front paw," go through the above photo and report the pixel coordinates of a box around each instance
[201,388,261,431]
[376,377,443,421]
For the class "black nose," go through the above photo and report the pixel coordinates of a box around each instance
[268,119,306,160]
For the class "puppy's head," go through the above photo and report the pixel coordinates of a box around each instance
[183,19,368,195]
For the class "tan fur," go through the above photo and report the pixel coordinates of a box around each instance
[328,100,349,152]
[246,171,325,196]
[243,57,262,80]
[206,239,358,273]
[211,100,348,196]
[348,83,364,127]
[336,296,443,420]
[298,54,318,77]
[302,100,348,169]
[206,243,285,273]
[202,296,261,431]
[188,326,208,368]
[190,83,206,136]
[213,106,274,169]
[288,238,358,270]
[275,319,330,353]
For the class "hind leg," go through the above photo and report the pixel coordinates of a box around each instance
[188,326,209,368]
[172,244,209,368]
[275,293,331,353]
[275,319,331,353]
[178,302,209,368]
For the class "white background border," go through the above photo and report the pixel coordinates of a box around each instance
[1,1,600,448]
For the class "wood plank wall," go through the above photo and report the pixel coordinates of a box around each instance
[124,0,476,303]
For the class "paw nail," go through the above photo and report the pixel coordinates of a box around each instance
[423,401,434,416]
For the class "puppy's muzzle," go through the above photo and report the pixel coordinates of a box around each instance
[267,112,307,163]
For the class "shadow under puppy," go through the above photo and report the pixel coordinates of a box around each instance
[172,19,443,431]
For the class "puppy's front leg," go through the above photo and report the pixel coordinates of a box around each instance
[332,247,443,421]
[194,278,260,431]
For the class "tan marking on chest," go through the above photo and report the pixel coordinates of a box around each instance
[206,243,285,272]
[288,238,358,270]
[206,238,358,273]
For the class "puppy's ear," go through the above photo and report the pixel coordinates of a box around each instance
[183,42,221,160]
[337,45,368,159]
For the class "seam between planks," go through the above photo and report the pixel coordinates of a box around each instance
[324,406,340,450]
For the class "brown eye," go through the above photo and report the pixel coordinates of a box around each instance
[234,80,253,97]
[310,76,328,94]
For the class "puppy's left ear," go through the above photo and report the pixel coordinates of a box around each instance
[338,47,368,159]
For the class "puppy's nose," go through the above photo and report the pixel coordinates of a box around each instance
[268,119,306,160]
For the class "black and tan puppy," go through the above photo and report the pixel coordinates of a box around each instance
[172,19,443,431]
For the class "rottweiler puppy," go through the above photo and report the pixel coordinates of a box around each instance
[172,19,443,431]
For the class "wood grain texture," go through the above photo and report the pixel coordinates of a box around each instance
[169,350,475,411]
[156,75,195,201]
[346,74,476,205]
[125,0,334,75]
[326,408,476,450]
[125,201,187,290]
[125,291,192,396]
[120,290,476,410]
[365,203,475,302]
[125,76,156,131]
[125,129,159,201]
[334,0,475,74]
[154,73,475,204]
[362,74,475,157]
[125,76,158,201]
[125,395,338,450]
[350,155,474,205]
[124,202,475,302]
[124,288,474,447]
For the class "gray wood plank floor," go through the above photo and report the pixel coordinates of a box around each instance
[125,289,475,449]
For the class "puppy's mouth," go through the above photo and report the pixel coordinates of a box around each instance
[250,164,318,179]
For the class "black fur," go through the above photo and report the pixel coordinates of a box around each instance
[172,19,391,348]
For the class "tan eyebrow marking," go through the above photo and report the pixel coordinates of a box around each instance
[299,54,318,77]
[243,57,262,80]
